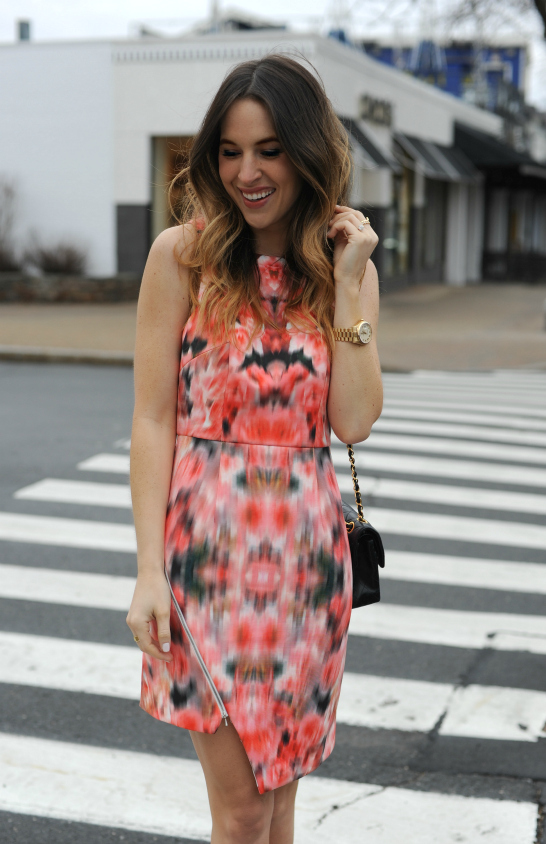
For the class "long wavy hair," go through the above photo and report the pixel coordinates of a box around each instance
[170,53,352,354]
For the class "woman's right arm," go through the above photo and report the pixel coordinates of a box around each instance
[126,223,196,663]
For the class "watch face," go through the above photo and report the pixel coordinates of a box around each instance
[357,321,372,344]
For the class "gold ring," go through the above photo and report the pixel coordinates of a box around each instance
[358,217,370,231]
[133,635,140,643]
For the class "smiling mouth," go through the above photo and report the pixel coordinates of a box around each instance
[240,188,275,202]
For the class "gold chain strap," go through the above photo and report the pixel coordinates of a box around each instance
[346,444,368,524]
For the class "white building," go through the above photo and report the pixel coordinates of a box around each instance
[0,26,504,288]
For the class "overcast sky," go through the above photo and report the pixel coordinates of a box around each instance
[2,0,545,107]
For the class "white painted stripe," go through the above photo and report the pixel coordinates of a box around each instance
[1,631,544,743]
[385,373,546,390]
[0,632,142,699]
[381,406,546,433]
[0,512,136,552]
[374,417,546,447]
[20,474,545,519]
[1,503,543,556]
[332,448,546,487]
[0,734,536,844]
[341,674,546,742]
[336,474,546,516]
[384,384,546,404]
[338,672,452,732]
[362,432,546,466]
[382,551,546,594]
[2,548,543,617]
[349,604,546,654]
[356,506,546,550]
[77,454,130,473]
[0,564,135,610]
[390,370,545,380]
[384,398,546,420]
[15,479,132,508]
[79,448,546,489]
[440,684,546,742]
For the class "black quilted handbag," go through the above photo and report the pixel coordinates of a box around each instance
[343,444,385,608]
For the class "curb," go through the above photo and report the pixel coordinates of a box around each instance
[0,345,134,366]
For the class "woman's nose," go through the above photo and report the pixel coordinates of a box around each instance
[238,153,261,184]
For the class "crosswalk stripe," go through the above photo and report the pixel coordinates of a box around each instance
[77,454,130,474]
[361,432,546,465]
[373,417,546,447]
[337,474,546,516]
[2,547,545,614]
[0,512,136,552]
[381,406,546,432]
[1,631,544,741]
[333,448,546,487]
[384,397,546,420]
[0,632,142,700]
[349,604,546,654]
[0,733,536,843]
[15,478,132,508]
[365,506,546,549]
[381,551,546,594]
[384,384,546,405]
[1,503,544,555]
[16,474,546,517]
[78,449,546,489]
[0,564,135,609]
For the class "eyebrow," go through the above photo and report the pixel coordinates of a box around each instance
[219,136,280,145]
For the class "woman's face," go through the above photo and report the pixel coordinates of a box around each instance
[218,98,302,242]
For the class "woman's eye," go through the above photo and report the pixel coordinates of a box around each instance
[261,149,281,158]
[221,149,239,158]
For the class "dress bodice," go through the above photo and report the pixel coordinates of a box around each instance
[176,255,331,447]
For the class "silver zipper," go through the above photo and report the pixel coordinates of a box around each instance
[164,565,229,726]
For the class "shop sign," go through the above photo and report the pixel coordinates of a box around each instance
[359,95,392,127]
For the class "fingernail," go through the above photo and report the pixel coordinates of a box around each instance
[162,642,171,652]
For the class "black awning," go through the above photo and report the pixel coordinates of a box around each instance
[339,115,401,172]
[454,123,535,169]
[395,132,481,184]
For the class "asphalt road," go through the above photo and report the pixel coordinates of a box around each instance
[0,362,545,843]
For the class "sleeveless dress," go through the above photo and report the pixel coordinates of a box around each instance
[140,255,353,794]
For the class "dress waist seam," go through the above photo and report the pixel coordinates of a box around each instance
[176,431,331,449]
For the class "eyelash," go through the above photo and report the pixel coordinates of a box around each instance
[221,149,281,158]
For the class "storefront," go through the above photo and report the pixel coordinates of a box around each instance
[0,27,509,287]
[456,124,546,282]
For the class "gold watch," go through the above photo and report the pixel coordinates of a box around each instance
[333,320,372,345]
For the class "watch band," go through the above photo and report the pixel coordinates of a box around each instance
[333,327,358,342]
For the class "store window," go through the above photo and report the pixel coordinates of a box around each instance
[533,195,546,255]
[151,136,193,242]
[383,168,411,277]
[422,179,447,272]
[509,191,534,253]
[486,189,508,252]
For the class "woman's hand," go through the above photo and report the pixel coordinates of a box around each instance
[327,204,379,290]
[126,570,173,663]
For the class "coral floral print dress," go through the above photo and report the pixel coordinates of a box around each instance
[140,254,353,794]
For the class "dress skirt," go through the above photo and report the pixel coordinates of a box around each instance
[139,255,353,794]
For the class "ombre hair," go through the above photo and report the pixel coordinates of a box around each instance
[170,53,352,354]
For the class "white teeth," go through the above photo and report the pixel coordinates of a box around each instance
[242,189,274,201]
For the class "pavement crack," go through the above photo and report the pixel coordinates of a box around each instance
[312,786,385,829]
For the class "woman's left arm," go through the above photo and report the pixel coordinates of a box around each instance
[327,204,383,444]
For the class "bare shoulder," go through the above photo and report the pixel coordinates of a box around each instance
[145,222,197,286]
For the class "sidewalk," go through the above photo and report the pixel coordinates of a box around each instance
[0,283,545,370]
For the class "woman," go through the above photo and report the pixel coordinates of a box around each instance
[126,54,382,844]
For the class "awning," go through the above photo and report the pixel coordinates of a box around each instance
[339,115,401,172]
[455,123,546,179]
[394,132,482,184]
